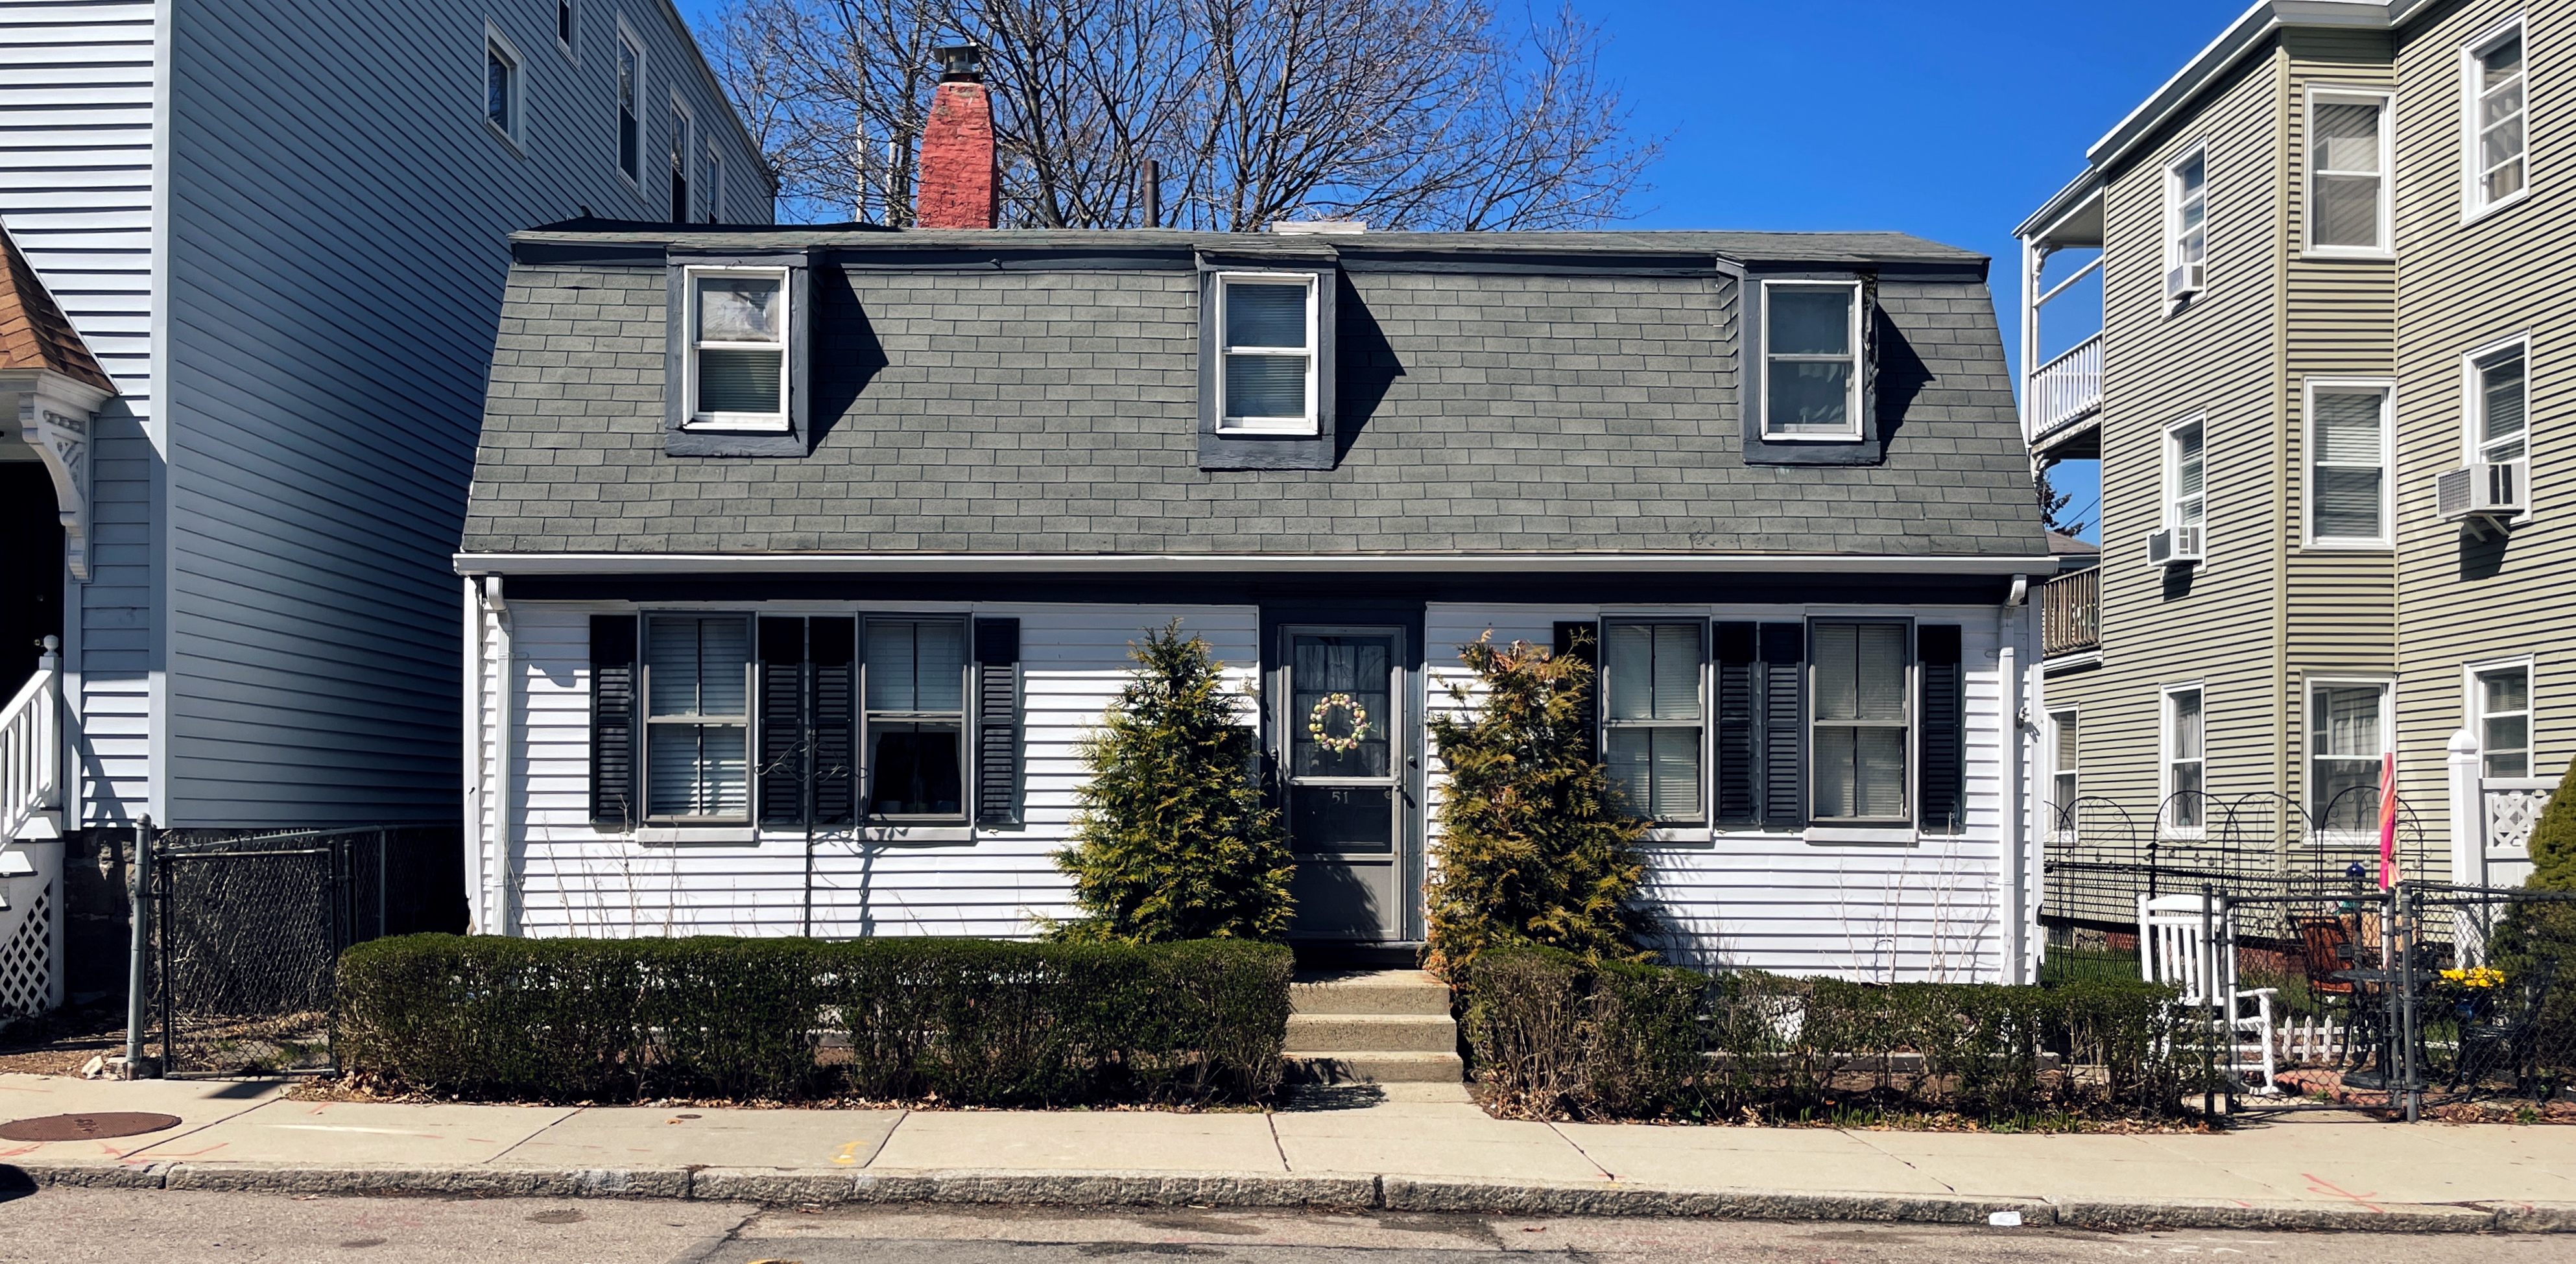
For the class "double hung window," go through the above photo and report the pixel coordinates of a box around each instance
[1762,281,1864,439]
[2476,667,2532,780]
[2167,418,2206,554]
[2310,92,2391,252]
[1215,274,1318,435]
[1601,623,1705,822]
[2049,708,2079,831]
[2466,21,2528,213]
[865,619,966,819]
[645,615,752,821]
[2309,385,2391,545]
[1810,622,1909,822]
[2471,341,2529,467]
[2311,682,2389,831]
[2164,687,2205,834]
[685,268,789,430]
[2166,148,2208,295]
[615,32,643,184]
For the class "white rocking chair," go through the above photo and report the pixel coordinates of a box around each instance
[2139,893,2279,1095]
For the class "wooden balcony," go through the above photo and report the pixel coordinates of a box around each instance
[2040,569,2099,658]
[2026,332,2103,449]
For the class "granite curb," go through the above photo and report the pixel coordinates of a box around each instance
[5,1162,2566,1233]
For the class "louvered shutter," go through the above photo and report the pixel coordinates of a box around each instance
[973,618,1022,826]
[1917,624,1965,834]
[1553,621,1599,757]
[1714,622,1758,824]
[758,617,807,826]
[590,614,639,826]
[1758,622,1806,829]
[811,617,857,826]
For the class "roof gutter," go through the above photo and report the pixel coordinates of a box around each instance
[454,551,2054,578]
[2016,0,2431,240]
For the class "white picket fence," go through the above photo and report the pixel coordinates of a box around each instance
[2274,1014,2352,1065]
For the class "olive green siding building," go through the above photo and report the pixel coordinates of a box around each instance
[2017,0,2565,911]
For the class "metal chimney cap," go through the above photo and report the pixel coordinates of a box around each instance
[935,43,985,82]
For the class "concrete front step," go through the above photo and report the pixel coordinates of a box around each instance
[1283,1012,1456,1055]
[1288,968,1450,1016]
[1282,1050,1466,1084]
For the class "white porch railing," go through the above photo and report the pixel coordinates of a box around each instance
[2026,331,2104,444]
[2482,777,2557,859]
[2,637,62,844]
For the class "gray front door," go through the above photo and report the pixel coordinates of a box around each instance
[1278,628,1405,940]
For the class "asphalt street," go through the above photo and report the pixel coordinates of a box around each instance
[0,1189,2568,1264]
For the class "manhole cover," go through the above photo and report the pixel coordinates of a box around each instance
[0,1112,184,1141]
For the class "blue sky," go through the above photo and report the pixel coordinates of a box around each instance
[673,0,2256,540]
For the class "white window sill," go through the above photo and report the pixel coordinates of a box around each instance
[1758,430,1866,444]
[2302,246,2392,261]
[631,826,757,844]
[857,824,973,845]
[2463,189,2533,225]
[484,119,528,160]
[686,416,792,434]
[1644,824,1711,847]
[1804,825,1918,846]
[1215,422,1318,437]
[2301,540,2392,553]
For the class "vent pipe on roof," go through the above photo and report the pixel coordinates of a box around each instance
[916,43,997,230]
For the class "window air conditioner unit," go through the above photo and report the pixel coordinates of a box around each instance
[2166,263,2204,300]
[2437,460,2525,521]
[2147,524,2204,567]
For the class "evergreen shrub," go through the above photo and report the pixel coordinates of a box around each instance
[1053,621,1296,942]
[1425,634,1653,971]
[1454,947,2188,1123]
[337,934,1293,1104]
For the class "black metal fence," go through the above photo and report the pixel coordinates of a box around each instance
[145,825,459,1075]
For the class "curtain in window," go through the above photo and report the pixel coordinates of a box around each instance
[2312,392,2385,539]
[2313,101,2383,248]
[2482,669,2530,779]
[2311,686,2383,829]
[2167,690,2204,830]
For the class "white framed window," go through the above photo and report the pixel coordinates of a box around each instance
[1761,279,1865,440]
[667,96,693,224]
[702,139,723,222]
[1810,621,1911,823]
[2463,337,2531,521]
[644,614,752,823]
[2306,380,2392,547]
[484,25,525,150]
[684,266,791,431]
[2165,145,2208,300]
[1601,621,1706,823]
[556,0,577,56]
[2162,685,2206,836]
[2308,678,2391,833]
[2048,706,2079,835]
[2463,17,2529,217]
[614,23,645,186]
[2164,414,2207,558]
[1214,272,1318,435]
[2470,660,2534,780]
[865,617,968,820]
[2308,89,2391,254]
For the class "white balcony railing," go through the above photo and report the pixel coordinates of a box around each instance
[2,638,62,843]
[2026,331,2104,444]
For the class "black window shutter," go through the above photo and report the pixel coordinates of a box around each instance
[1553,621,1599,758]
[757,617,807,827]
[1757,622,1806,830]
[974,617,1022,827]
[1918,623,1966,834]
[590,614,639,826]
[810,617,857,827]
[1714,622,1758,825]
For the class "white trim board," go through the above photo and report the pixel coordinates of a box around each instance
[455,552,2055,577]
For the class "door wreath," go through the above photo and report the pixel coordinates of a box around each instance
[1306,693,1372,754]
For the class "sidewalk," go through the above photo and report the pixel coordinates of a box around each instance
[5,1073,2574,1234]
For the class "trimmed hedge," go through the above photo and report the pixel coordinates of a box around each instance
[1456,947,2190,1122]
[337,935,1293,1105]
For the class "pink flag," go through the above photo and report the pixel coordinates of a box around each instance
[2377,749,2399,889]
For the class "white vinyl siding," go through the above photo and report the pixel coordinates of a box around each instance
[2308,383,2392,547]
[1761,280,1865,439]
[2309,89,2392,252]
[1214,273,1317,435]
[2463,18,2528,217]
[1601,621,1705,823]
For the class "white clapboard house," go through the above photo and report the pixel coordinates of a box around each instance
[455,71,2057,981]
[0,0,773,1005]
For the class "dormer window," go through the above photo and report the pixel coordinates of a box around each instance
[687,268,788,430]
[1216,273,1318,435]
[666,257,808,457]
[1760,279,1865,441]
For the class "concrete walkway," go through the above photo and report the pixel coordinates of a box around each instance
[5,1073,2575,1233]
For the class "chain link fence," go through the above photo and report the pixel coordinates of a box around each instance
[143,826,458,1075]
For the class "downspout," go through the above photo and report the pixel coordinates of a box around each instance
[461,578,482,935]
[2000,575,2032,983]
[2271,43,2295,861]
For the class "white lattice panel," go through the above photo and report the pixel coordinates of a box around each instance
[2487,785,2556,857]
[0,883,53,1017]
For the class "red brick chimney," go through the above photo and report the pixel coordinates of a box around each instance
[915,45,997,230]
